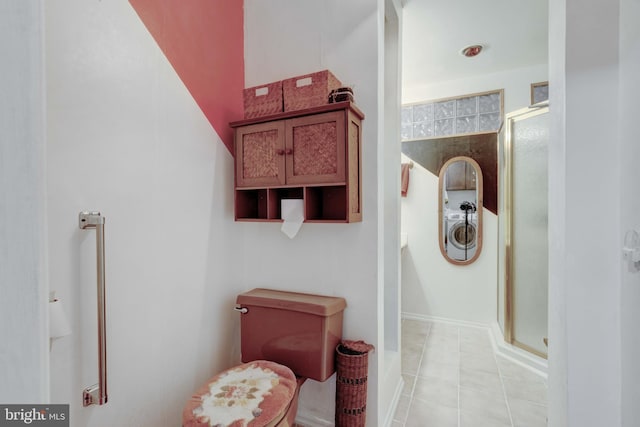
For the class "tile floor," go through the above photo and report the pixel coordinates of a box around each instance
[392,319,548,427]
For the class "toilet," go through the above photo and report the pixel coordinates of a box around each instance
[182,288,346,427]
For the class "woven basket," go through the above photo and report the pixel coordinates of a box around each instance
[335,340,374,427]
[283,70,342,112]
[243,81,283,119]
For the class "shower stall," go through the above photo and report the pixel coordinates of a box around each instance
[498,103,549,359]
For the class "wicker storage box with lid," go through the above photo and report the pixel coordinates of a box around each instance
[283,70,343,112]
[243,80,283,119]
[335,340,374,427]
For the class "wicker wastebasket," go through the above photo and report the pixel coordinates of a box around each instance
[335,340,375,427]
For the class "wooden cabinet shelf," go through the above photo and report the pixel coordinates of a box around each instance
[231,102,364,223]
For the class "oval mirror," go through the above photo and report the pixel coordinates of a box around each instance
[438,156,483,265]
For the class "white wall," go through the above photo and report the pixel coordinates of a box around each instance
[619,1,640,425]
[43,1,395,426]
[400,65,546,324]
[243,1,393,425]
[400,160,498,324]
[0,0,49,403]
[46,2,242,426]
[548,0,623,425]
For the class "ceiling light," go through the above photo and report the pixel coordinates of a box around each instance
[461,45,483,58]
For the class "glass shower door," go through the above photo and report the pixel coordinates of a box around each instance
[503,104,549,358]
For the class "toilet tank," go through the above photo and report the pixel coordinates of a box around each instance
[236,288,346,382]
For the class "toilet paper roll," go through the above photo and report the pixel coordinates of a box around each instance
[49,298,72,339]
[281,199,304,239]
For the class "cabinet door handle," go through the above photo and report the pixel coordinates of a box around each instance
[285,148,293,155]
[276,149,285,155]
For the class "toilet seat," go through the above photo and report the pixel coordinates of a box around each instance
[183,360,298,427]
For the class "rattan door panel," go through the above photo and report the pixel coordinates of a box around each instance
[235,121,286,187]
[285,111,346,185]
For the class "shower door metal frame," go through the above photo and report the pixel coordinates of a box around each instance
[503,103,549,360]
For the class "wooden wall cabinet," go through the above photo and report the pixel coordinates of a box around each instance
[231,101,364,223]
[446,160,477,191]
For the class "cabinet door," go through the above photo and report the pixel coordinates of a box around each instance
[445,160,467,190]
[235,121,286,187]
[285,111,346,185]
[446,161,478,190]
[465,163,477,189]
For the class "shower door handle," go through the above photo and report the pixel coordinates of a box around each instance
[79,211,108,406]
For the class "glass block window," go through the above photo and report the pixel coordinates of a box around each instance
[401,90,503,141]
[531,81,549,105]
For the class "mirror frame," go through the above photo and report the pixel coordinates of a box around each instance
[438,156,484,265]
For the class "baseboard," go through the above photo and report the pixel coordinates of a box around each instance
[489,321,548,377]
[402,311,490,329]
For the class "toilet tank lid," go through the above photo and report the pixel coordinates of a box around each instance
[237,288,347,316]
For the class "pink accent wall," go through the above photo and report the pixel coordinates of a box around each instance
[129,0,244,152]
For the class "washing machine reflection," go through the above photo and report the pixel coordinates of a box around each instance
[444,203,478,261]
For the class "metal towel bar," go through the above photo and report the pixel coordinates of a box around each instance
[79,211,108,406]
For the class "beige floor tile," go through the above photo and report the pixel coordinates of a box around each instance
[412,375,458,409]
[402,374,416,396]
[423,344,460,366]
[459,366,503,393]
[402,351,422,376]
[418,359,459,382]
[459,386,511,425]
[460,409,512,427]
[503,377,547,405]
[460,338,493,355]
[397,320,547,427]
[509,398,548,427]
[403,330,426,351]
[402,335,427,353]
[424,339,458,353]
[429,324,459,336]
[427,333,458,345]
[402,336,424,352]
[459,326,491,341]
[425,339,459,357]
[402,319,432,337]
[393,394,412,423]
[429,322,459,333]
[460,351,499,374]
[405,400,458,427]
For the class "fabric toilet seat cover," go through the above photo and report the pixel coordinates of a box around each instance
[183,360,297,427]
